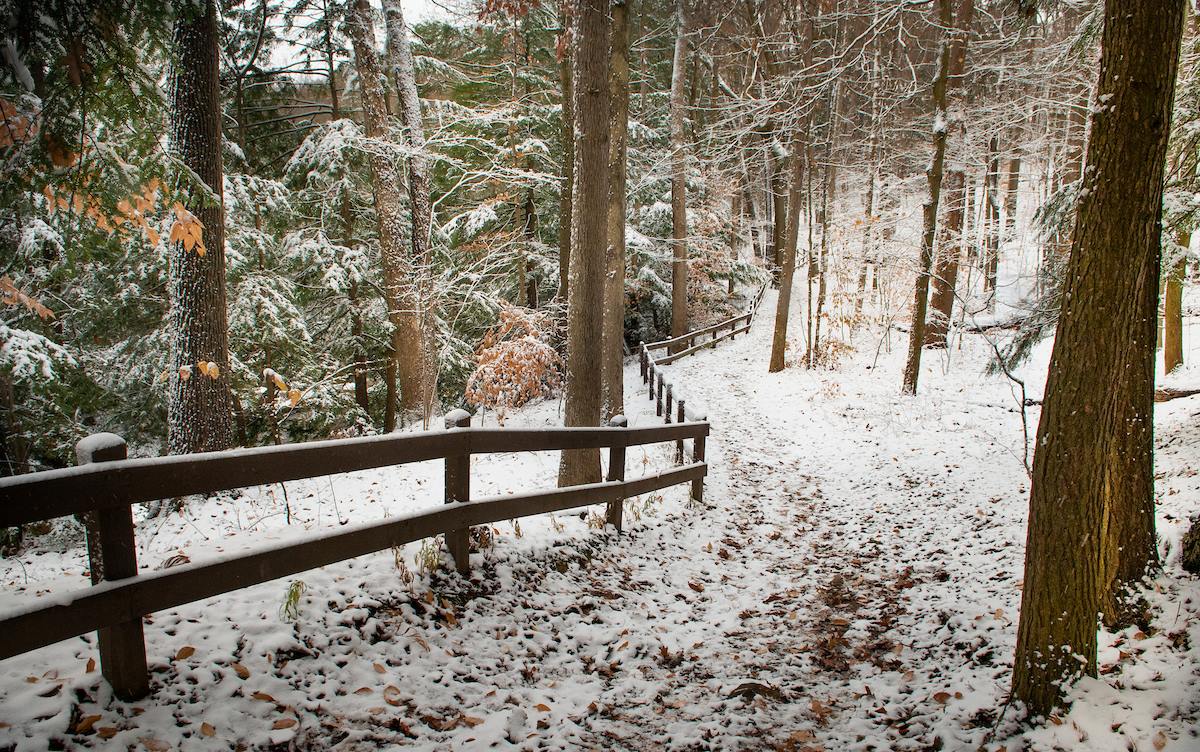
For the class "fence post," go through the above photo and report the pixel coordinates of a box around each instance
[639,343,647,382]
[691,412,707,503]
[676,399,686,463]
[665,384,673,424]
[648,365,655,402]
[76,433,148,701]
[656,376,664,417]
[444,409,472,575]
[605,415,627,531]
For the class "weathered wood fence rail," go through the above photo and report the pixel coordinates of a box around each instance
[0,413,708,699]
[0,281,765,703]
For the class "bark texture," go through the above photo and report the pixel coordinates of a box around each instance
[919,0,974,352]
[1012,0,1183,716]
[557,4,575,301]
[602,0,630,421]
[346,0,426,427]
[168,0,234,454]
[1164,248,1186,375]
[384,0,437,422]
[557,0,610,488]
[768,143,805,373]
[668,0,689,351]
[901,0,957,395]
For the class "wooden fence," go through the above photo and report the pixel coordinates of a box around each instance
[638,282,768,428]
[0,412,707,700]
[0,282,766,703]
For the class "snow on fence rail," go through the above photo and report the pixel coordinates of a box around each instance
[0,412,708,700]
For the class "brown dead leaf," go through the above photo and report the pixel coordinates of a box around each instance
[175,646,195,661]
[200,722,215,737]
[85,657,96,673]
[272,718,297,730]
[462,716,484,727]
[1153,731,1168,751]
[534,703,551,712]
[688,581,705,593]
[932,692,951,704]
[74,714,102,733]
[140,738,170,751]
[384,685,403,707]
[232,662,250,679]
[97,727,119,739]
[373,663,387,674]
[354,687,374,695]
[252,691,276,703]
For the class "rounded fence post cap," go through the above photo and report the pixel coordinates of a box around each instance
[75,432,127,464]
[444,409,472,428]
[608,414,628,427]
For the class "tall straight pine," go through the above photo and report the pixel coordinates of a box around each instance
[1012,0,1184,716]
[557,0,610,487]
[168,0,233,454]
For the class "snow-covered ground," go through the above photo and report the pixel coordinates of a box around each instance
[1,287,1198,751]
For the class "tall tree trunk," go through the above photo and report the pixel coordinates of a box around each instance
[668,0,689,352]
[384,0,436,422]
[924,170,965,348]
[769,141,805,373]
[167,0,233,454]
[557,3,575,301]
[901,0,966,394]
[602,0,630,421]
[1012,0,1183,716]
[557,0,610,488]
[1164,243,1186,375]
[922,0,975,349]
[346,0,425,428]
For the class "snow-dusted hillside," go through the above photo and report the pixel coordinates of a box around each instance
[0,287,1197,751]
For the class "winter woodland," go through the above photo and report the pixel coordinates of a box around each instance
[1,0,1199,749]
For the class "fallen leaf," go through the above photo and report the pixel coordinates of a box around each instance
[200,722,215,737]
[688,581,705,592]
[175,646,195,661]
[534,703,551,712]
[373,663,387,674]
[74,714,102,733]
[140,738,169,751]
[932,692,951,704]
[232,662,250,679]
[85,657,96,673]
[384,685,403,707]
[1153,731,1168,751]
[272,718,297,730]
[463,716,484,727]
[97,727,119,739]
[252,691,276,703]
[354,687,374,695]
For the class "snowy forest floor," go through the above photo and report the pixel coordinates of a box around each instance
[1,287,1199,751]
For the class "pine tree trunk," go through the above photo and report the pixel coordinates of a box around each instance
[668,0,689,353]
[919,0,973,351]
[557,5,575,302]
[925,169,965,348]
[602,0,629,421]
[346,0,425,427]
[557,0,610,488]
[384,0,437,422]
[901,0,957,395]
[769,142,805,373]
[1012,0,1183,716]
[167,0,233,455]
[1164,243,1186,375]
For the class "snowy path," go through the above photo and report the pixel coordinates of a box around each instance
[1,287,1198,751]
